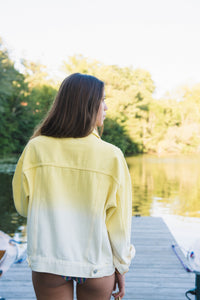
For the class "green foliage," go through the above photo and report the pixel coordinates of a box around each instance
[0,40,57,156]
[27,85,57,124]
[22,59,56,89]
[102,118,141,155]
[1,41,200,156]
[63,55,200,155]
[63,55,156,153]
[0,41,30,155]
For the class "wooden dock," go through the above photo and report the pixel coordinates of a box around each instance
[0,217,195,299]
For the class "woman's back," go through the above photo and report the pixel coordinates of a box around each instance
[12,73,134,299]
[13,130,134,279]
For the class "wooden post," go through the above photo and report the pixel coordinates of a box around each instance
[196,274,200,300]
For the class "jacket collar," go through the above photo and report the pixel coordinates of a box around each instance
[92,128,100,139]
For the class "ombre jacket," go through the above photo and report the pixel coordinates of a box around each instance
[12,130,135,278]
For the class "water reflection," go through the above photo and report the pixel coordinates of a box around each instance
[1,154,200,235]
[0,172,26,235]
[127,154,200,217]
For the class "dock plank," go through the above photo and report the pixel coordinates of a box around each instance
[127,217,195,299]
[0,217,195,299]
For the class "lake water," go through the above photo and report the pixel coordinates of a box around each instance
[1,154,200,253]
[126,154,200,253]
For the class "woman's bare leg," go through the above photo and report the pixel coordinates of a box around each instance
[32,271,74,300]
[77,273,115,300]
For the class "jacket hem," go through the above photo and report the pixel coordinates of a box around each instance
[28,256,115,278]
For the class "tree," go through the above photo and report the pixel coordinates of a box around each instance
[0,39,57,155]
[63,55,156,154]
[0,39,30,155]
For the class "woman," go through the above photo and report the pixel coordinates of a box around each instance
[12,73,135,300]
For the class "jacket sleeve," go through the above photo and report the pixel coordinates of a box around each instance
[12,149,29,218]
[106,152,135,274]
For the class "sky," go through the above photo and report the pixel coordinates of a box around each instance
[0,0,200,98]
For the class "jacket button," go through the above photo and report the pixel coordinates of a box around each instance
[93,269,98,274]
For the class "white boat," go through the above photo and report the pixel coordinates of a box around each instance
[0,231,27,277]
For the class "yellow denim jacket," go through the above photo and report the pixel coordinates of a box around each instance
[12,130,135,278]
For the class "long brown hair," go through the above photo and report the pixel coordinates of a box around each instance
[32,73,104,138]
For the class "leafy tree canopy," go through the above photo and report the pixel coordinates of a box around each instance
[1,42,200,156]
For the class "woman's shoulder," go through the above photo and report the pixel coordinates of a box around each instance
[95,137,125,163]
[21,136,55,162]
[26,135,58,151]
[101,138,122,153]
[28,135,51,145]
